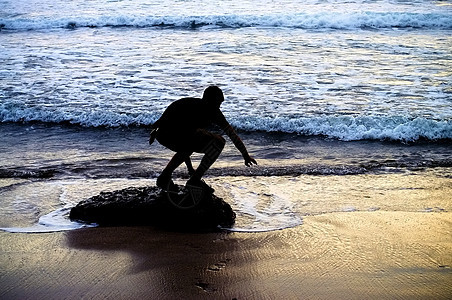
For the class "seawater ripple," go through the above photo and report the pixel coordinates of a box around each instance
[1,159,451,180]
[1,12,451,31]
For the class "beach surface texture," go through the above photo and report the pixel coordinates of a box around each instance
[1,0,451,298]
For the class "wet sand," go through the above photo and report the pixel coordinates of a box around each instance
[1,211,451,299]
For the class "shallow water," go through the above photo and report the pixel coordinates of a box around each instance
[0,123,450,233]
[1,169,451,233]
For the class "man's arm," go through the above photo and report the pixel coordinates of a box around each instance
[213,109,257,166]
[222,122,257,167]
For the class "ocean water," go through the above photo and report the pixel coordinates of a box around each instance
[0,0,451,232]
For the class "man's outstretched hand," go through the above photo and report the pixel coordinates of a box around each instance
[244,154,257,167]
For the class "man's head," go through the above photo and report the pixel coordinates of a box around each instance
[203,86,224,107]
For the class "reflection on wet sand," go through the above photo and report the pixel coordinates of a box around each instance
[1,210,450,299]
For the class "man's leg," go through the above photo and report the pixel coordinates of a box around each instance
[188,134,225,184]
[157,151,192,189]
[185,157,195,176]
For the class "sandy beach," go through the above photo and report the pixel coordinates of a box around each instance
[1,167,451,299]
[1,210,451,299]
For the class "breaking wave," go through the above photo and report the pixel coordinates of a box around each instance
[1,102,450,142]
[1,12,451,31]
[230,115,452,142]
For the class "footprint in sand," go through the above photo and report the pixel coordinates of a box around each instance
[207,259,230,272]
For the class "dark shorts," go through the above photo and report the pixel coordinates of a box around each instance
[156,128,219,153]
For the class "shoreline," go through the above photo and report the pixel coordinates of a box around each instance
[1,168,451,232]
[1,211,451,299]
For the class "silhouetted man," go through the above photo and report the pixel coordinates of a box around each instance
[149,86,257,190]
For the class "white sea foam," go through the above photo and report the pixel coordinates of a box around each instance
[0,102,158,127]
[221,181,303,232]
[2,101,449,142]
[0,208,97,233]
[231,115,452,142]
[1,12,451,31]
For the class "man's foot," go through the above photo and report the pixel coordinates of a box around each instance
[157,174,176,191]
[186,178,214,194]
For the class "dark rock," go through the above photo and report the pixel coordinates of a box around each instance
[69,185,235,232]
